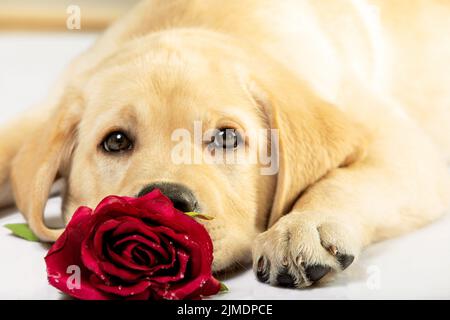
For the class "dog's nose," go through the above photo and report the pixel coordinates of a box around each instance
[137,182,199,213]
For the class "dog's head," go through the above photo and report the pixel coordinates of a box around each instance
[11,30,366,271]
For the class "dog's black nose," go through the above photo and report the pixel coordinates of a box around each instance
[137,182,199,213]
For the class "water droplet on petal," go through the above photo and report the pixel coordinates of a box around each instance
[48,272,61,279]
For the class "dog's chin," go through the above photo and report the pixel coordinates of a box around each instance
[212,251,253,276]
[212,259,251,275]
[210,238,254,274]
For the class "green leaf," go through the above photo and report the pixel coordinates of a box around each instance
[184,212,214,221]
[219,282,229,293]
[4,223,39,242]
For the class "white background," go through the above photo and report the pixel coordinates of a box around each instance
[0,32,449,300]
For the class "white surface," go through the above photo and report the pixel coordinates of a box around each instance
[0,32,449,300]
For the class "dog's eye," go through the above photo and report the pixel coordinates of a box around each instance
[102,131,133,153]
[211,128,242,149]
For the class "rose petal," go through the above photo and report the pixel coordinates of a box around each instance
[125,290,152,300]
[135,225,212,296]
[80,219,122,281]
[145,235,178,275]
[151,226,209,274]
[198,277,222,298]
[163,274,221,300]
[132,245,155,266]
[90,274,152,297]
[111,239,160,270]
[126,189,174,215]
[147,227,215,299]
[45,207,112,300]
[87,197,142,231]
[96,233,175,281]
[177,276,221,300]
[112,218,161,245]
[151,249,189,285]
[114,233,169,262]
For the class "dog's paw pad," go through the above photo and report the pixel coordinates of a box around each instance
[276,268,296,287]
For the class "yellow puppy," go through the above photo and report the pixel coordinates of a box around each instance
[0,0,449,288]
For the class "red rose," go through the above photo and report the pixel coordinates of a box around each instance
[45,189,221,300]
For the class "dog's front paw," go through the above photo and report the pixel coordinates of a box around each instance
[252,212,360,288]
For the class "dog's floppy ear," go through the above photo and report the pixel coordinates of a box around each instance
[10,89,83,242]
[248,72,367,228]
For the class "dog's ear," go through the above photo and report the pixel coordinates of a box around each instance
[10,89,83,242]
[248,72,367,228]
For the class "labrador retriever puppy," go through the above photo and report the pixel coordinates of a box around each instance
[1,0,449,288]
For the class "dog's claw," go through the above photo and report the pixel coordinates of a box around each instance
[336,253,354,270]
[305,264,331,282]
[328,244,338,256]
[256,256,270,283]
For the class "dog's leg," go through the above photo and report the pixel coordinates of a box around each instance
[253,109,450,288]
[0,119,27,207]
[0,108,51,208]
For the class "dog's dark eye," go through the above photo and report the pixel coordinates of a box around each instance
[211,128,242,149]
[102,131,133,153]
